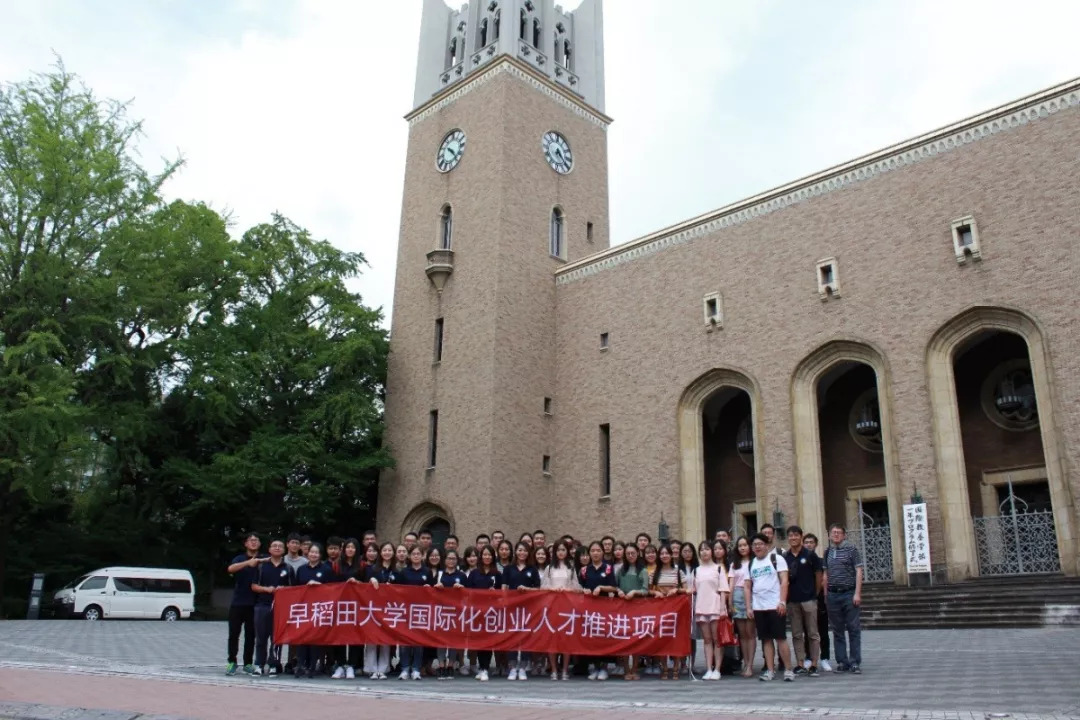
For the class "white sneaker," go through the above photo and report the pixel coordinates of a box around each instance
[550,671,559,681]
[459,665,471,676]
[399,670,410,680]
[820,659,833,672]
[411,670,421,680]
[332,666,345,679]
[561,672,570,681]
[597,669,608,680]
[251,665,263,676]
[588,669,599,680]
[345,666,355,679]
[478,670,489,682]
[517,670,527,681]
[784,669,795,682]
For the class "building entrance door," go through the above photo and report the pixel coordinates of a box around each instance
[847,498,894,584]
[973,478,1060,576]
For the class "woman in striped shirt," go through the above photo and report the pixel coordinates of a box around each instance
[650,545,686,680]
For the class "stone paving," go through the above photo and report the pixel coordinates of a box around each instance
[0,620,1077,720]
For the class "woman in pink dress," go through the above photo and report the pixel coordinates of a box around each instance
[690,541,730,680]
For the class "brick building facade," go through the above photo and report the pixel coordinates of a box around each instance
[378,0,1078,584]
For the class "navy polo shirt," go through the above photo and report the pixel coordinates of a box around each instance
[295,562,330,585]
[782,547,823,603]
[254,560,294,606]
[503,564,541,590]
[464,569,503,590]
[230,553,267,607]
[365,564,394,584]
[390,566,434,586]
[439,569,468,587]
[579,562,617,595]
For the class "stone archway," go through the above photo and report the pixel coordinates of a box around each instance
[926,305,1075,579]
[791,339,905,583]
[400,501,454,543]
[677,368,763,543]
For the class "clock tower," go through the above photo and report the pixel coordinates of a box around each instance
[377,0,610,544]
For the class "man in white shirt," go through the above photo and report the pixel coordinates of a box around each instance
[745,533,795,682]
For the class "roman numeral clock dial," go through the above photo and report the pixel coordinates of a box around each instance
[436,129,466,172]
[542,131,573,174]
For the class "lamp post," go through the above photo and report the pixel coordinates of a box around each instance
[658,514,670,545]
[772,499,785,537]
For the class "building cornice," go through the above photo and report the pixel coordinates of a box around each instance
[405,55,613,129]
[556,76,1080,286]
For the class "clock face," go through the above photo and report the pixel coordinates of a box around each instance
[542,131,573,174]
[436,129,466,173]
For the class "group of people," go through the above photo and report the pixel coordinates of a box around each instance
[226,522,864,682]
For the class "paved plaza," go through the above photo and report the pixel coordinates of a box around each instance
[0,620,1077,720]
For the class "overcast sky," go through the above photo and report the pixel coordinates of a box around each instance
[2,1,1078,325]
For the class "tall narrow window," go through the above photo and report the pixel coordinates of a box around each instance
[433,318,444,362]
[448,37,458,67]
[440,205,453,249]
[519,9,527,40]
[493,10,501,40]
[550,207,564,258]
[563,41,572,69]
[533,18,541,47]
[428,410,439,468]
[599,424,611,496]
[586,221,594,241]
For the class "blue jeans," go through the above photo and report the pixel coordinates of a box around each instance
[399,645,423,673]
[826,591,861,666]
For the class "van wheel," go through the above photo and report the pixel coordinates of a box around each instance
[161,607,180,622]
[84,605,102,621]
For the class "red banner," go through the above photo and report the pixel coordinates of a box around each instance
[273,583,691,657]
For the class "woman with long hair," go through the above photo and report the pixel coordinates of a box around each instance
[691,541,730,680]
[391,545,435,680]
[729,536,757,677]
[364,543,396,679]
[333,538,363,679]
[435,549,467,679]
[542,541,579,680]
[650,545,686,680]
[503,542,541,680]
[678,542,699,677]
[616,544,649,680]
[293,543,328,678]
[464,545,503,682]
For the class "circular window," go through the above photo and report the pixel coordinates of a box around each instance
[848,389,883,454]
[981,359,1039,431]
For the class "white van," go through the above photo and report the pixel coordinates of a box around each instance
[54,567,196,621]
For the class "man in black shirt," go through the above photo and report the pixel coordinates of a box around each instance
[782,526,823,677]
[226,533,268,675]
[251,539,294,675]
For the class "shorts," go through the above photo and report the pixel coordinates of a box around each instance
[753,609,787,640]
[732,587,748,620]
[695,613,720,624]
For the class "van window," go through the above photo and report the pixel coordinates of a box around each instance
[144,578,192,594]
[80,576,107,590]
[113,577,144,592]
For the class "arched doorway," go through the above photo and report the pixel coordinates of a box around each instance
[792,341,903,584]
[401,502,454,549]
[926,306,1075,579]
[703,387,757,539]
[677,369,762,543]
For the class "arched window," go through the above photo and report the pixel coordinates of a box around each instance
[479,18,488,47]
[440,205,453,250]
[563,40,572,69]
[493,10,501,40]
[550,207,565,258]
[520,9,527,40]
[532,18,541,48]
[448,37,458,67]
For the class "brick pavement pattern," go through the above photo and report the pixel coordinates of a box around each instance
[0,621,1078,719]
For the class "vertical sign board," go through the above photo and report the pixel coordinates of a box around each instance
[903,503,932,574]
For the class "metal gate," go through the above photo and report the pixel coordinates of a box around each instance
[973,481,1060,576]
[847,499,894,583]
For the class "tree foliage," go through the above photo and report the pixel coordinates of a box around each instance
[0,65,390,615]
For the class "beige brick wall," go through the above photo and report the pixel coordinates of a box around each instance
[553,104,1080,568]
